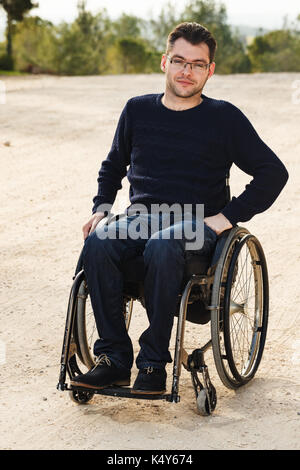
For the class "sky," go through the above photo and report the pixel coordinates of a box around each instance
[0,0,300,31]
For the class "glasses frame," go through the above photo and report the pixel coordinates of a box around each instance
[166,55,211,72]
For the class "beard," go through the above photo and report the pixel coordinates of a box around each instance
[166,74,207,99]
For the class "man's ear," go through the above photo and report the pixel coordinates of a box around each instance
[160,54,167,73]
[208,62,216,78]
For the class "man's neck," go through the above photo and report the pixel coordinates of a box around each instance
[161,91,203,111]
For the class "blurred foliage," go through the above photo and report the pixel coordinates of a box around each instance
[108,37,157,74]
[0,51,14,69]
[0,0,36,20]
[53,5,111,75]
[147,1,180,52]
[12,16,57,72]
[0,0,37,68]
[0,0,299,74]
[248,29,300,72]
[111,13,142,38]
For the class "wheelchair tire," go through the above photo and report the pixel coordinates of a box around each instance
[74,274,134,372]
[75,277,96,370]
[69,389,94,404]
[196,385,217,416]
[210,227,269,389]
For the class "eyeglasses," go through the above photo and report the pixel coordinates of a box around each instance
[166,55,211,73]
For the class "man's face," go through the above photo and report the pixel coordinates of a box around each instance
[161,38,215,99]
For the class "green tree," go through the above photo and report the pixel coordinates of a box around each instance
[112,37,151,73]
[105,12,161,74]
[248,29,300,72]
[147,1,180,52]
[0,0,37,68]
[53,2,111,75]
[12,16,57,72]
[111,13,142,38]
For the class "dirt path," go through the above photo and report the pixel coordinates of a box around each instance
[0,73,299,450]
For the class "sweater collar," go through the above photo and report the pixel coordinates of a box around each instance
[157,92,208,113]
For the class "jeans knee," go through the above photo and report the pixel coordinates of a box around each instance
[83,230,109,261]
[83,231,96,259]
[84,230,128,268]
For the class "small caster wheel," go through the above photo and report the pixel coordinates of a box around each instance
[196,385,217,416]
[69,388,94,404]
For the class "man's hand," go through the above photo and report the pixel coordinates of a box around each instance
[82,212,106,240]
[204,213,233,236]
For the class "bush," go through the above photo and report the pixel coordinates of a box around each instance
[12,16,57,73]
[0,53,14,70]
[53,8,111,75]
[248,29,300,72]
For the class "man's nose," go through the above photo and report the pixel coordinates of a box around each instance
[182,63,193,75]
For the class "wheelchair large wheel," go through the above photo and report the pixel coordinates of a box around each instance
[211,227,269,389]
[73,274,134,372]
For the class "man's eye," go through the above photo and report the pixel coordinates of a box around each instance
[194,63,204,69]
[173,59,184,65]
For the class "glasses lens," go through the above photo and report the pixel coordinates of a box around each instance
[170,57,209,73]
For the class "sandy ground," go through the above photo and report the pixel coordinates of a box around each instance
[0,72,299,451]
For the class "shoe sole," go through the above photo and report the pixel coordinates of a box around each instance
[131,389,166,395]
[70,379,130,390]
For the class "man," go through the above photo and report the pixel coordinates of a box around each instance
[71,22,288,394]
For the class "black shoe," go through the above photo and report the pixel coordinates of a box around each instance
[132,367,166,395]
[70,354,130,390]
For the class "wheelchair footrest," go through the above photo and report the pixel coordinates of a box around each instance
[69,384,176,401]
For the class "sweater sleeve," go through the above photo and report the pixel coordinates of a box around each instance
[92,101,132,214]
[221,105,289,225]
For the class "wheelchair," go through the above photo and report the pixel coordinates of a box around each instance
[57,191,269,416]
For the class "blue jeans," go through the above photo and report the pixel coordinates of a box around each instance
[82,213,217,370]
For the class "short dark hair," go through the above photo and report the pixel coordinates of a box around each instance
[166,22,217,62]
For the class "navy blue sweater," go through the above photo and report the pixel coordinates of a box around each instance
[92,93,288,225]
